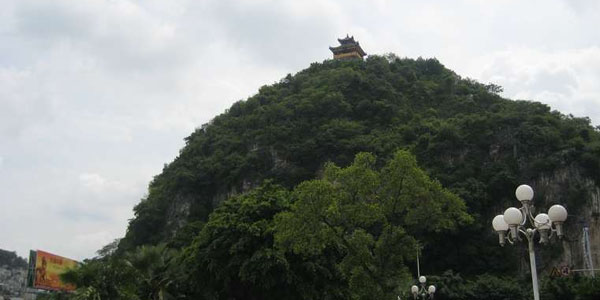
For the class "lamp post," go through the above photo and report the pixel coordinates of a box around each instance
[491,184,568,300]
[410,276,435,299]
[399,245,436,300]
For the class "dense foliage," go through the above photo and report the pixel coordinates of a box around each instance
[274,151,470,299]
[0,248,27,269]
[181,181,345,299]
[122,54,599,276]
[58,54,600,299]
[55,244,184,300]
[61,151,471,299]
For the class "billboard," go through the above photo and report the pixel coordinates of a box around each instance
[27,250,78,291]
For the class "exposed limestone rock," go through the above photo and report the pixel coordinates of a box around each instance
[165,193,193,237]
[532,165,599,275]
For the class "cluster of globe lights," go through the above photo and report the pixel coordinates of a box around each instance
[410,276,435,299]
[491,184,568,300]
[492,184,568,245]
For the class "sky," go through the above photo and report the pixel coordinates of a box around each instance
[1,0,599,261]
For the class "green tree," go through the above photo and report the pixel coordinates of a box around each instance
[541,275,600,300]
[60,257,139,300]
[60,244,181,300]
[275,150,472,299]
[124,244,179,300]
[181,181,347,300]
[425,271,529,300]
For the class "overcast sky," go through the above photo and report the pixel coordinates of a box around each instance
[1,0,599,261]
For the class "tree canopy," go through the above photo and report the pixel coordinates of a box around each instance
[275,151,471,299]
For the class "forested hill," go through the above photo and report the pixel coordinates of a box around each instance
[0,249,27,269]
[120,54,600,275]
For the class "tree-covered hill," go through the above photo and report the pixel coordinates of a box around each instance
[120,54,600,279]
[0,249,27,269]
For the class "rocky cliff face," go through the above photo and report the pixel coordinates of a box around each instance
[163,146,287,239]
[533,165,600,275]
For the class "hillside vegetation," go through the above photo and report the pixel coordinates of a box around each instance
[0,249,27,269]
[123,54,599,268]
[55,55,600,299]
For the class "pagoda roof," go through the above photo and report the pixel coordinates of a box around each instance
[338,34,356,44]
[329,36,366,57]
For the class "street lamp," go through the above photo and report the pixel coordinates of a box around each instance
[491,184,568,300]
[410,276,435,299]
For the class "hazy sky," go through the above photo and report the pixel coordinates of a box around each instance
[1,0,599,260]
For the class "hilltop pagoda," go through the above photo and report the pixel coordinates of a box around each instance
[329,35,366,60]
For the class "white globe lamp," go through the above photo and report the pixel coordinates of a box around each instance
[534,213,551,243]
[428,285,436,294]
[548,204,568,238]
[492,215,509,246]
[503,207,523,225]
[515,184,534,202]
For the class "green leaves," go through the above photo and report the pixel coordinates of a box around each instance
[112,53,600,298]
[165,151,471,299]
[59,257,141,300]
[275,150,471,299]
[275,180,341,255]
[181,182,303,299]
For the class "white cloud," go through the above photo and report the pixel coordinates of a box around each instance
[468,47,600,123]
[67,231,115,259]
[79,173,108,191]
